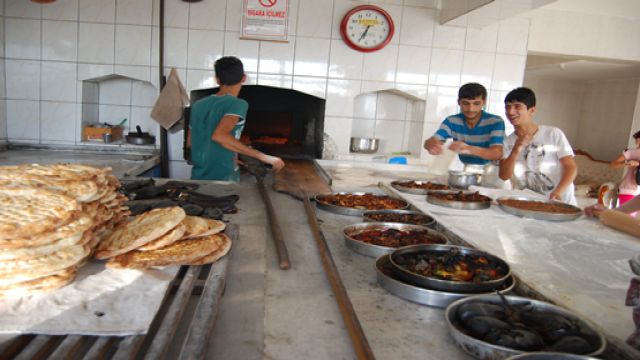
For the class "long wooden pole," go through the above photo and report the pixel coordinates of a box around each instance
[302,194,375,360]
[258,181,291,270]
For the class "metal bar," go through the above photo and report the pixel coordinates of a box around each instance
[302,194,375,360]
[47,335,86,359]
[257,182,291,270]
[158,0,169,178]
[112,336,145,360]
[143,266,200,360]
[84,336,117,360]
[177,225,237,359]
[13,336,60,360]
[0,335,34,359]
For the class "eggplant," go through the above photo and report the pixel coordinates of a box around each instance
[550,335,594,354]
[457,302,506,324]
[465,316,510,338]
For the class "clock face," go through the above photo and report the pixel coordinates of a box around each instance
[340,5,394,53]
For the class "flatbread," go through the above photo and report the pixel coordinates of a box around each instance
[0,267,77,298]
[182,217,226,239]
[0,244,89,286]
[0,215,93,249]
[184,233,231,265]
[106,233,223,269]
[0,227,92,260]
[137,222,186,251]
[94,206,186,259]
[0,178,99,203]
[0,186,79,240]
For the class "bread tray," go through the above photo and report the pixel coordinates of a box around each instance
[426,191,492,210]
[315,192,409,217]
[343,222,448,258]
[363,209,436,227]
[497,195,582,221]
[390,180,450,195]
[376,255,515,308]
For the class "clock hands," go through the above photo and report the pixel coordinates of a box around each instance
[358,25,371,42]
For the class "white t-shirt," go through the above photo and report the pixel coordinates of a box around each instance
[503,125,577,205]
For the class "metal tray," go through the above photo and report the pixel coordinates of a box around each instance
[506,353,600,360]
[363,209,436,228]
[391,180,450,195]
[343,222,448,258]
[426,191,492,210]
[376,255,515,308]
[389,244,511,293]
[445,295,607,360]
[315,192,409,217]
[497,196,583,221]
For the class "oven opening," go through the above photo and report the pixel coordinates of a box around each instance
[241,111,294,147]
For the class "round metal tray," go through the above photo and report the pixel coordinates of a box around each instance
[363,209,436,228]
[497,196,583,221]
[343,222,448,258]
[389,244,511,293]
[315,192,409,217]
[506,353,600,360]
[376,255,515,308]
[390,180,450,195]
[426,191,492,210]
[445,295,607,360]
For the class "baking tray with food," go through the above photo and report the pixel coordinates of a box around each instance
[389,244,511,293]
[497,196,583,221]
[315,192,409,216]
[342,222,448,258]
[445,294,606,360]
[363,209,436,227]
[426,190,492,210]
[376,255,516,308]
[390,180,450,195]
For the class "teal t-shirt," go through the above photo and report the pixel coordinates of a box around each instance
[189,94,248,181]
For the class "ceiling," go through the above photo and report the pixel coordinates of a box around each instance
[525,54,640,81]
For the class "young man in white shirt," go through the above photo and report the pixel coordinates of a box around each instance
[499,87,578,205]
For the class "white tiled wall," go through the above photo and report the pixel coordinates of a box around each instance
[1,0,533,177]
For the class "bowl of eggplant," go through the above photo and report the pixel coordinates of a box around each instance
[389,244,511,293]
[445,294,606,360]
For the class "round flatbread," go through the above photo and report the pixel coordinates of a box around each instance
[184,233,232,265]
[137,222,186,251]
[0,215,93,249]
[0,267,77,298]
[94,206,186,259]
[0,227,92,260]
[0,186,79,240]
[106,233,223,269]
[182,217,226,239]
[0,244,89,286]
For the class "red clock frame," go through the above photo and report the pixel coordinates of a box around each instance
[340,5,395,53]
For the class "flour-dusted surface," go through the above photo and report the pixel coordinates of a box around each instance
[0,261,178,336]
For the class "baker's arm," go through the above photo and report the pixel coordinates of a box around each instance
[499,143,523,180]
[450,142,502,161]
[549,155,577,201]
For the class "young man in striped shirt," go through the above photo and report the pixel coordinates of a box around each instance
[423,83,505,166]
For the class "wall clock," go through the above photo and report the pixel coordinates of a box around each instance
[340,5,394,53]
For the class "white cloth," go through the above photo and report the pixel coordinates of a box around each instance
[0,261,179,336]
[503,125,577,205]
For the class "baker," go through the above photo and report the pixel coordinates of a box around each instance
[187,56,285,182]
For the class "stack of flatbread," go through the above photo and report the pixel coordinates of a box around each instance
[97,206,231,269]
[0,164,128,297]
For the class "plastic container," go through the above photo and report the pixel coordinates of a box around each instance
[388,156,407,165]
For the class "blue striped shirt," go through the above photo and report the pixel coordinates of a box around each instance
[434,111,505,165]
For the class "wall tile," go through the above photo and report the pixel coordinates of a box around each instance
[185,69,216,92]
[5,0,41,18]
[189,0,226,30]
[77,63,114,81]
[116,0,152,26]
[465,23,498,53]
[294,37,330,77]
[399,7,435,46]
[167,129,185,161]
[425,85,458,124]
[0,102,7,140]
[328,40,363,79]
[223,32,259,73]
[0,60,5,98]
[396,45,430,85]
[497,17,529,55]
[362,44,397,82]
[115,25,152,66]
[41,102,78,142]
[43,0,79,21]
[404,0,438,8]
[331,0,367,40]
[225,0,243,32]
[100,78,131,105]
[394,83,428,100]
[115,65,151,83]
[292,76,327,98]
[5,18,41,60]
[461,51,494,89]
[325,78,361,117]
[287,0,299,36]
[132,81,158,107]
[41,62,77,102]
[80,0,116,23]
[169,160,192,179]
[78,23,115,64]
[432,24,466,50]
[361,80,394,94]
[354,92,376,119]
[374,119,404,153]
[0,19,4,57]
[429,48,463,87]
[99,104,130,124]
[257,74,293,88]
[487,89,509,123]
[42,21,78,61]
[6,100,40,140]
[351,118,375,137]
[376,92,406,120]
[259,39,296,75]
[161,0,189,28]
[492,54,526,91]
[406,120,424,155]
[187,29,224,70]
[297,0,333,38]
[324,115,352,154]
[5,60,41,100]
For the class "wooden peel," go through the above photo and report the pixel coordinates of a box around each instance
[302,193,375,360]
[600,210,640,238]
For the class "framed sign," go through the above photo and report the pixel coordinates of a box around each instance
[241,0,289,42]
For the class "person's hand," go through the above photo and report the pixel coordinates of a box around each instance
[627,160,639,167]
[424,137,444,155]
[584,203,605,217]
[514,126,534,148]
[548,191,562,201]
[449,141,471,154]
[260,154,285,171]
